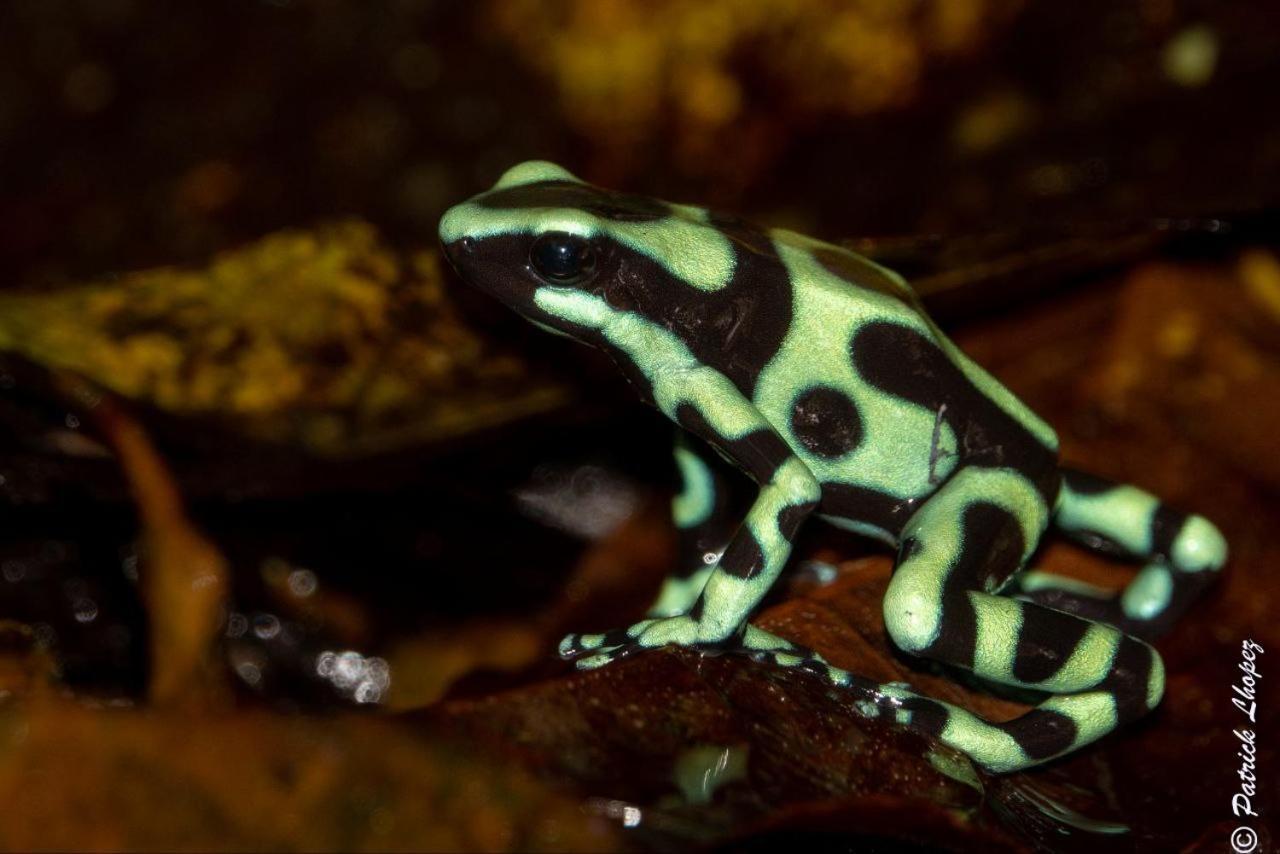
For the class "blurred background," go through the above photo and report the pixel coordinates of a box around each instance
[0,2,1277,851]
[4,0,1280,282]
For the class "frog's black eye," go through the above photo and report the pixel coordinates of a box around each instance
[529,232,596,284]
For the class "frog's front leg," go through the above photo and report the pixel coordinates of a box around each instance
[561,396,821,668]
[646,431,734,619]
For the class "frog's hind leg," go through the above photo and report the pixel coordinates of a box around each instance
[874,466,1164,771]
[734,621,1157,775]
[1013,468,1227,640]
[647,431,736,618]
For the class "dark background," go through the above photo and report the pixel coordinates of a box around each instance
[3,0,1279,287]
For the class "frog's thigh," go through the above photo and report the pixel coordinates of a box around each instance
[883,466,1163,739]
[1016,467,1227,639]
[648,431,735,618]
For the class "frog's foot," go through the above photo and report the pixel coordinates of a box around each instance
[559,616,738,670]
[735,625,862,687]
[558,619,855,683]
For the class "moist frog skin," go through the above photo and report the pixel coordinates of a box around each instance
[438,161,1227,774]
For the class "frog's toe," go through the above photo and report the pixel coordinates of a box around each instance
[573,652,613,670]
[558,624,648,660]
[559,616,711,667]
[571,643,642,670]
[558,632,601,660]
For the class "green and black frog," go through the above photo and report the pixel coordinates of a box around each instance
[438,161,1227,773]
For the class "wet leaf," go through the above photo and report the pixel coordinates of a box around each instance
[0,223,569,458]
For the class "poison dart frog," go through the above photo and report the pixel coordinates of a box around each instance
[438,161,1228,773]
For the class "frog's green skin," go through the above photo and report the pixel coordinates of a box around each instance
[439,161,1228,774]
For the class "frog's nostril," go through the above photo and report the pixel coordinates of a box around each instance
[441,237,475,264]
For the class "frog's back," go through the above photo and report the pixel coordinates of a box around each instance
[747,229,1059,540]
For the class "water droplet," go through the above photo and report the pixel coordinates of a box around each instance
[73,597,99,623]
[235,661,262,686]
[2,560,26,583]
[252,613,281,640]
[315,650,391,704]
[332,651,363,688]
[225,612,248,638]
[287,568,318,598]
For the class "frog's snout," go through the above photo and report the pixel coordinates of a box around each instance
[438,205,481,284]
[437,203,473,249]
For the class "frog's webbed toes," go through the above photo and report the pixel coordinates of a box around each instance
[559,629,650,671]
[558,616,715,669]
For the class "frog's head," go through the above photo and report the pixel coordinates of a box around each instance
[439,160,746,344]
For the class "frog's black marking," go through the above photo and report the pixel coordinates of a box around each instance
[919,501,1027,669]
[440,232,606,342]
[777,501,817,539]
[851,321,1059,501]
[440,160,1228,774]
[899,697,949,737]
[820,482,915,535]
[708,211,776,254]
[474,181,671,222]
[676,403,791,483]
[687,592,706,621]
[1009,709,1078,761]
[718,530,767,580]
[810,245,920,305]
[1150,505,1185,558]
[790,386,863,457]
[1060,469,1114,496]
[1102,637,1156,719]
[667,219,794,396]
[1057,528,1133,560]
[921,591,979,674]
[729,430,795,483]
[542,218,795,398]
[956,501,1028,595]
[1011,608,1093,684]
